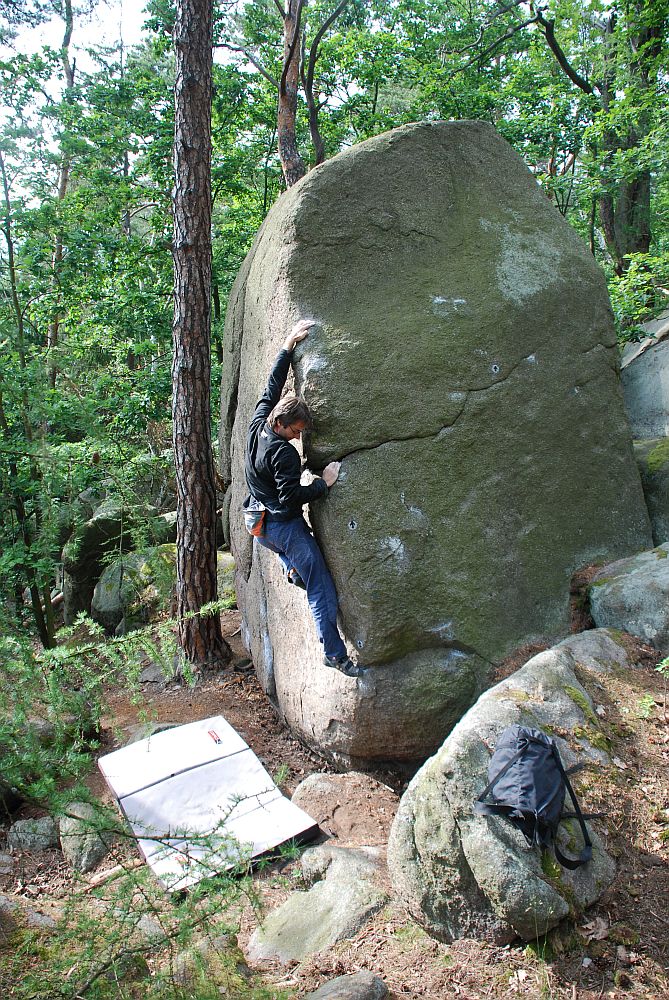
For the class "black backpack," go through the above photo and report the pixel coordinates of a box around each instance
[474,724,593,870]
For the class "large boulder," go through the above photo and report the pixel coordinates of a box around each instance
[220,120,651,766]
[91,545,177,634]
[90,547,235,634]
[387,629,623,943]
[620,308,669,438]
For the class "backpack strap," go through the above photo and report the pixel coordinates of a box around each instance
[474,747,525,814]
[551,749,593,869]
[565,761,589,777]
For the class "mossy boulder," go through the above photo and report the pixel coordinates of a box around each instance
[387,629,622,943]
[91,546,235,634]
[634,438,669,544]
[91,544,177,633]
[221,120,651,766]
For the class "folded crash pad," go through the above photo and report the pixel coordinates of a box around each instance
[98,715,318,890]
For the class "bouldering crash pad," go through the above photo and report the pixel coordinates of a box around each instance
[99,716,318,890]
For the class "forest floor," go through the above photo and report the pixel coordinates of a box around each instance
[2,611,669,1000]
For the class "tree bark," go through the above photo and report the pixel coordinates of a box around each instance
[47,0,75,390]
[278,0,306,187]
[0,151,55,648]
[172,0,231,668]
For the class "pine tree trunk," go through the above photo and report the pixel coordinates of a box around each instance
[278,0,306,187]
[172,0,231,668]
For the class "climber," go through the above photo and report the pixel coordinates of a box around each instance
[244,318,362,678]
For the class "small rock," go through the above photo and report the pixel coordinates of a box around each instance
[246,846,387,964]
[23,907,58,930]
[59,802,111,873]
[616,945,631,966]
[138,660,168,684]
[0,893,61,932]
[305,971,389,1000]
[172,933,231,985]
[134,913,168,945]
[0,853,13,875]
[8,816,58,852]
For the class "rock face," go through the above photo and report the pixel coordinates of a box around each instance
[220,120,651,766]
[634,439,669,544]
[589,543,669,651]
[620,310,669,438]
[386,629,622,943]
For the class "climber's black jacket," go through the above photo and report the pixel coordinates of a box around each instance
[245,349,327,520]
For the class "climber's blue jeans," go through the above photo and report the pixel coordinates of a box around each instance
[257,516,347,661]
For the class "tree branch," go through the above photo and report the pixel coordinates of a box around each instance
[280,0,304,97]
[449,15,539,75]
[215,42,279,88]
[305,0,349,99]
[534,10,594,95]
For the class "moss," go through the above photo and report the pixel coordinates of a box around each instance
[646,438,669,473]
[538,851,578,915]
[564,685,598,725]
[602,627,628,646]
[609,924,640,946]
[653,547,668,559]
[590,577,612,587]
[494,687,532,702]
[573,725,611,753]
[524,934,555,962]
[540,852,562,880]
[559,818,579,854]
[392,922,433,946]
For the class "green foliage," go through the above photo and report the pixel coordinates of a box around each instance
[635,693,656,719]
[0,598,299,1000]
[0,612,180,802]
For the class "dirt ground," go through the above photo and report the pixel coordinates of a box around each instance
[2,612,669,1000]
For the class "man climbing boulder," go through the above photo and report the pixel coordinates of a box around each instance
[221,120,651,767]
[244,318,362,678]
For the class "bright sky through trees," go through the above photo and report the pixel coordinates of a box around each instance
[9,0,148,62]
